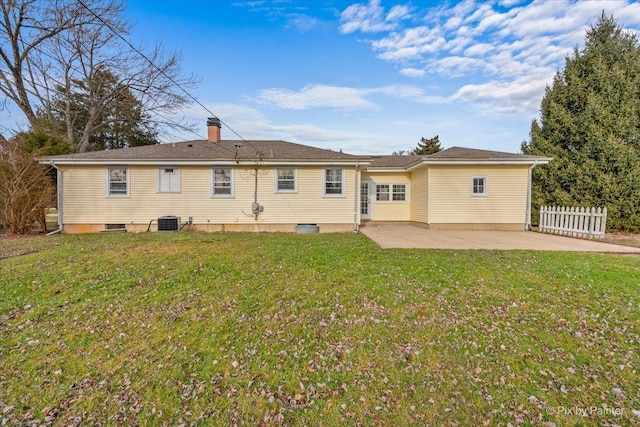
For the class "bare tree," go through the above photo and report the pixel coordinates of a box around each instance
[0,0,196,151]
[0,0,96,123]
[0,144,54,234]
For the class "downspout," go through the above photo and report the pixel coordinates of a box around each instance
[525,162,537,231]
[253,166,259,220]
[353,163,360,233]
[47,161,63,236]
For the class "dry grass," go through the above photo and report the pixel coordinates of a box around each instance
[602,232,640,248]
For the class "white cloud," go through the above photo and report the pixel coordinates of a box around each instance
[339,0,410,34]
[256,83,448,110]
[232,2,327,34]
[287,14,320,32]
[370,85,449,104]
[386,4,411,22]
[615,3,640,26]
[430,56,491,77]
[463,42,494,56]
[453,76,550,114]
[400,67,426,77]
[170,102,387,153]
[257,85,375,110]
[270,124,363,142]
[339,0,640,114]
[373,26,446,60]
[444,16,462,31]
[499,0,525,6]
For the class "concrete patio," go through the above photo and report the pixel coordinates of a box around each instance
[360,224,640,253]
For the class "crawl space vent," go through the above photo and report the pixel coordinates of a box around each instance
[106,223,126,230]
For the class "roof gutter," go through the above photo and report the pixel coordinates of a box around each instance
[414,158,552,167]
[38,159,372,167]
[353,163,360,233]
[367,157,552,173]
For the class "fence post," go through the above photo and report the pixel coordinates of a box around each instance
[547,206,552,234]
[569,206,575,236]
[588,207,594,239]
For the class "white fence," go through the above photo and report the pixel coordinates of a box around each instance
[539,206,607,239]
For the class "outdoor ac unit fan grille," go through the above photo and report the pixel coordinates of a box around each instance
[158,216,180,231]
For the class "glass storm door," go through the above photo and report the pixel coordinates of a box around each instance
[361,180,371,220]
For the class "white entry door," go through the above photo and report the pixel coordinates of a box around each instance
[360,180,371,220]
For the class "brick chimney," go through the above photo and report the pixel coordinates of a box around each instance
[207,117,221,142]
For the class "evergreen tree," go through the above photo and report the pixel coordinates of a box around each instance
[413,135,443,155]
[47,68,159,151]
[14,130,72,156]
[522,13,640,230]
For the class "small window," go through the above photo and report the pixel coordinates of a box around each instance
[213,168,233,197]
[276,168,296,192]
[472,177,487,196]
[376,184,390,201]
[324,168,344,196]
[392,184,406,201]
[158,167,180,193]
[376,184,406,201]
[107,167,128,196]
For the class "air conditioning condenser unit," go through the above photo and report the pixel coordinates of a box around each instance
[158,216,180,231]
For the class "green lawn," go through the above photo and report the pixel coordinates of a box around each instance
[1,232,639,425]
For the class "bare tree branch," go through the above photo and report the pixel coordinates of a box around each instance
[0,0,198,150]
[0,144,54,234]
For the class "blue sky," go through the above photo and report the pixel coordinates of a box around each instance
[3,0,640,154]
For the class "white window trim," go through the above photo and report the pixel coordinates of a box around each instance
[392,183,408,202]
[274,168,298,193]
[157,166,181,193]
[471,176,488,196]
[212,168,234,198]
[376,184,390,201]
[323,168,346,197]
[375,183,409,202]
[106,167,129,197]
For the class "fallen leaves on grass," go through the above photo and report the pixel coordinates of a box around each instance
[1,233,639,425]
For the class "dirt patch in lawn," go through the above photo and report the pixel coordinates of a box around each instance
[601,232,640,248]
[0,230,61,259]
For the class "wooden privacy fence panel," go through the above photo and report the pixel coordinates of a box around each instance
[539,206,607,239]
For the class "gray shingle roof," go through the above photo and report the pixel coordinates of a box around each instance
[367,147,549,168]
[426,146,545,160]
[42,140,369,162]
[368,155,423,168]
[42,141,550,167]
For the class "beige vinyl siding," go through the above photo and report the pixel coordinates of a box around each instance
[62,165,358,225]
[362,172,411,221]
[428,165,529,224]
[410,167,429,223]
